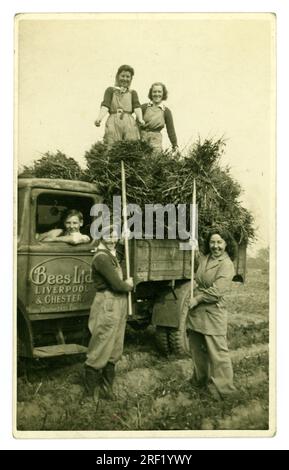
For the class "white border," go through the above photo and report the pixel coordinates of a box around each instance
[1,0,288,451]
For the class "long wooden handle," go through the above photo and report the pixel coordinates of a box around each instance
[190,179,196,304]
[121,160,133,316]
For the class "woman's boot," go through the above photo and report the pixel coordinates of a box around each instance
[102,362,116,400]
[84,364,103,399]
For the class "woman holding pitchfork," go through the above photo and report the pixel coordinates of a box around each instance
[187,228,238,401]
[84,225,133,403]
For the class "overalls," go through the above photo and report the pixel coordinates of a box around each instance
[141,105,165,152]
[85,252,128,370]
[104,89,140,147]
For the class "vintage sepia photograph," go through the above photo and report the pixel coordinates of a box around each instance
[15,12,275,437]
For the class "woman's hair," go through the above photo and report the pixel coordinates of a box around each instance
[115,64,135,85]
[62,209,83,224]
[148,82,168,101]
[203,228,237,261]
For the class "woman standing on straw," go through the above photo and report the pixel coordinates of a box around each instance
[141,82,178,153]
[94,64,145,147]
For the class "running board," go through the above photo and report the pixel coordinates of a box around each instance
[33,344,87,358]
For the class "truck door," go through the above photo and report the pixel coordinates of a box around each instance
[26,189,98,318]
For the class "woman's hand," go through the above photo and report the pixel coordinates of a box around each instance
[121,228,131,240]
[138,119,146,128]
[189,294,203,310]
[172,146,180,157]
[189,298,198,310]
[125,277,134,290]
[189,238,199,250]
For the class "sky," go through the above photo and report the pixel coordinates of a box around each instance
[16,13,275,253]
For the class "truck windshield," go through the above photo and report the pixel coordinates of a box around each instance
[36,193,94,238]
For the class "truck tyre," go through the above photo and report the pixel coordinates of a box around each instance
[129,319,150,331]
[155,326,170,356]
[168,282,191,356]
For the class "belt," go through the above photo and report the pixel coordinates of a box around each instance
[143,128,161,133]
[110,109,132,120]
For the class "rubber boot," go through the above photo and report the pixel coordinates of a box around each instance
[189,374,207,391]
[84,364,103,398]
[102,362,116,400]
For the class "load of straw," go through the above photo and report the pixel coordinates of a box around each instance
[19,138,254,246]
[83,138,255,246]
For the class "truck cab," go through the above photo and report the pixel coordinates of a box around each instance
[17,178,100,358]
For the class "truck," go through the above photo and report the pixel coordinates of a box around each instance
[17,178,247,359]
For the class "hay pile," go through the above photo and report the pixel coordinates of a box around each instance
[19,139,254,245]
[83,138,255,245]
[19,151,83,180]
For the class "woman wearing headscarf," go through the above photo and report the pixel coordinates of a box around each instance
[94,64,144,147]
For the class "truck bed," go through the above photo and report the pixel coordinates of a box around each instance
[130,239,246,284]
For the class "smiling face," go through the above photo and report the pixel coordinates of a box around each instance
[209,233,227,259]
[151,84,164,105]
[117,70,132,88]
[64,215,82,234]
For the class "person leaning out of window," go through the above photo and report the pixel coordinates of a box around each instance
[37,210,90,245]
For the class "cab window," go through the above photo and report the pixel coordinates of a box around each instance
[36,193,94,238]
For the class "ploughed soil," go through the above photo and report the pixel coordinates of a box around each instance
[17,267,270,432]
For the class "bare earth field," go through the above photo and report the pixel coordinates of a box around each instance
[17,267,270,432]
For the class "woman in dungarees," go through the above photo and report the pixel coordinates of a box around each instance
[84,227,133,403]
[94,64,145,147]
[141,82,178,153]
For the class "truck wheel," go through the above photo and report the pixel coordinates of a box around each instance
[169,329,190,356]
[128,319,150,331]
[155,326,170,356]
[168,282,191,356]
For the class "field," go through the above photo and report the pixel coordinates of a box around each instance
[17,266,270,432]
